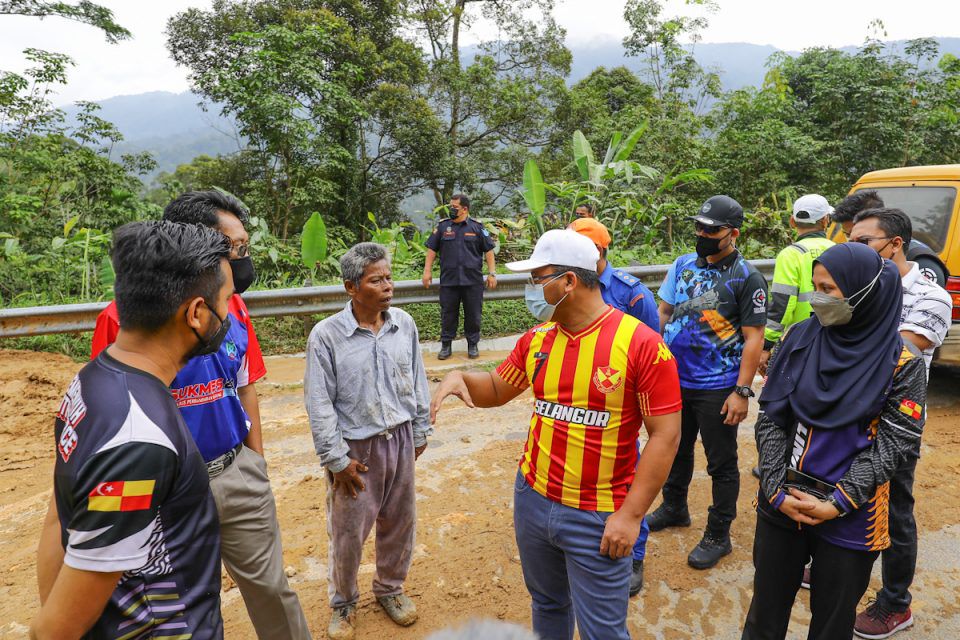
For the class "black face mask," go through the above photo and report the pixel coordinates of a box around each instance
[189,302,231,358]
[230,256,257,294]
[696,230,733,258]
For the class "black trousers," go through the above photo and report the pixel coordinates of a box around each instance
[876,455,919,612]
[661,386,739,536]
[742,517,878,640]
[439,284,484,345]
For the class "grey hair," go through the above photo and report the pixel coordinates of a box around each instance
[426,619,540,640]
[340,242,390,284]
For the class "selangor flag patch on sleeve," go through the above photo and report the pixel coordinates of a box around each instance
[898,399,922,420]
[88,480,156,512]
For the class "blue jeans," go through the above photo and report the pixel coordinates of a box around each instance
[632,515,649,561]
[513,472,631,640]
[632,441,649,561]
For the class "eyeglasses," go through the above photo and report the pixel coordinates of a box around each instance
[851,236,892,245]
[232,243,250,258]
[695,222,731,235]
[527,271,568,285]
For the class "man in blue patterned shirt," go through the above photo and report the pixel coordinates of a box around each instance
[647,195,767,570]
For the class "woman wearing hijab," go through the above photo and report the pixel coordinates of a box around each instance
[741,242,928,640]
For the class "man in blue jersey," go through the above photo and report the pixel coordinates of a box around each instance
[32,221,228,639]
[648,195,767,570]
[91,191,310,640]
[569,216,658,594]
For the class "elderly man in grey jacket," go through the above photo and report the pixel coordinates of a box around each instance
[305,243,432,640]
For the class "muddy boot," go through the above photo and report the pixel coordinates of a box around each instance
[378,593,418,627]
[328,604,356,640]
[646,502,691,532]
[687,532,732,570]
[629,559,644,596]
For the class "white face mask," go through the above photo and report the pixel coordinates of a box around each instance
[524,272,569,322]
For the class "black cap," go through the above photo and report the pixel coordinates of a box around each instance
[689,195,744,228]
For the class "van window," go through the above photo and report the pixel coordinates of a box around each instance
[856,186,956,252]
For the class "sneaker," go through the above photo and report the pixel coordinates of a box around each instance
[800,565,811,590]
[467,344,479,359]
[854,600,914,639]
[629,559,644,596]
[687,533,732,570]
[646,503,691,532]
[377,593,418,627]
[327,604,356,640]
[438,343,452,360]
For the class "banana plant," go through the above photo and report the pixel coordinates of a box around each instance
[521,158,546,236]
[301,212,328,268]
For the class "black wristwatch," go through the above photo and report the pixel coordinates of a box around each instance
[734,385,755,398]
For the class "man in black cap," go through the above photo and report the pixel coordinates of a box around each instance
[423,194,497,359]
[646,195,767,570]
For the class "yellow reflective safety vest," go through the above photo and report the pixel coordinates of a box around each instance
[764,231,835,349]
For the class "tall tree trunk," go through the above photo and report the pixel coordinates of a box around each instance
[439,0,466,206]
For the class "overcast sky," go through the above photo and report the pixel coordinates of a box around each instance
[1,0,957,106]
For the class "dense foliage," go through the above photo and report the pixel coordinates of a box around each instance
[2,0,959,317]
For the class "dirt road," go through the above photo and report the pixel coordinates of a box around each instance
[1,347,959,639]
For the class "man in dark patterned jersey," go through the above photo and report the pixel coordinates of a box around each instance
[31,221,230,639]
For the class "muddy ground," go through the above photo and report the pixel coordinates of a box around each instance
[1,346,959,639]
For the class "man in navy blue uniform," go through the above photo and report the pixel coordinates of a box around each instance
[423,194,497,360]
[569,217,659,329]
[91,191,310,639]
[32,221,228,639]
[569,216,658,595]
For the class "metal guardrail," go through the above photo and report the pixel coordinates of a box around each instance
[0,259,777,338]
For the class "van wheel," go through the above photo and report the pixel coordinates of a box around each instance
[915,256,947,287]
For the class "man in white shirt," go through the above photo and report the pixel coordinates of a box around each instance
[848,207,952,639]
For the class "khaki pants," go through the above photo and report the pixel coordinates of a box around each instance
[210,445,311,640]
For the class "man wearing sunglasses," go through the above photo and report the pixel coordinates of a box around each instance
[848,207,951,640]
[761,194,836,376]
[648,195,767,571]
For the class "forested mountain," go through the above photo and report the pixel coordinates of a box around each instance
[59,38,960,178]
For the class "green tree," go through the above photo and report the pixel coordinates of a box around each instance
[707,38,960,204]
[0,0,131,42]
[167,0,443,240]
[0,49,158,303]
[408,0,571,207]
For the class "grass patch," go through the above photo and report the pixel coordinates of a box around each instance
[2,333,93,362]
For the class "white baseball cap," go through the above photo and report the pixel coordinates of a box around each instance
[793,194,834,222]
[505,229,600,273]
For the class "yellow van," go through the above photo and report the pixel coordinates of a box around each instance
[829,164,960,366]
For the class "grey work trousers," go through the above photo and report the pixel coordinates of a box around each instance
[210,445,311,640]
[326,421,416,609]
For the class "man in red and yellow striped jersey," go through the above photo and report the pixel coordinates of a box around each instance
[430,230,681,640]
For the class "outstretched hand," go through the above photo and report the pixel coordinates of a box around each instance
[430,371,475,424]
